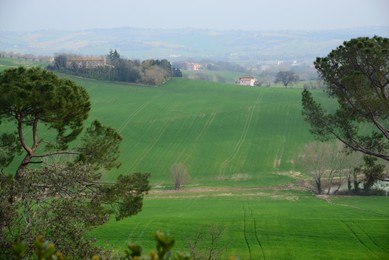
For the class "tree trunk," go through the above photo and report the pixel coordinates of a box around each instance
[333,170,343,195]
[315,177,322,194]
[15,154,32,180]
[353,170,359,192]
[15,118,38,180]
[327,170,335,195]
[347,173,352,191]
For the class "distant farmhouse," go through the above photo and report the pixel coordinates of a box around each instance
[173,61,202,71]
[236,76,256,86]
[186,62,202,71]
[66,56,107,69]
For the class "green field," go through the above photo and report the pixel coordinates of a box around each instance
[67,76,388,259]
[0,57,48,72]
[91,190,389,259]
[2,60,388,258]
[67,77,313,187]
[182,69,244,84]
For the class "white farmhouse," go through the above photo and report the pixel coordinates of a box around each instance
[236,76,256,86]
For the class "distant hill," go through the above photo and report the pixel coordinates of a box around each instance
[1,27,388,63]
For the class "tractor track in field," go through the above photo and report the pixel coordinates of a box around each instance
[173,110,216,164]
[117,93,161,133]
[182,111,217,163]
[242,203,266,260]
[354,221,389,254]
[219,91,263,179]
[341,220,380,258]
[127,122,170,172]
[219,105,255,178]
[242,204,253,259]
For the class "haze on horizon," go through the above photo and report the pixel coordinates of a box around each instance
[1,0,389,32]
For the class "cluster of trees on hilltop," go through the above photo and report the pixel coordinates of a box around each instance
[49,49,182,85]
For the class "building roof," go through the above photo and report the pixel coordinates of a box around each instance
[239,75,255,80]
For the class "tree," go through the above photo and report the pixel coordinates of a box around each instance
[13,231,192,260]
[0,67,150,257]
[170,163,190,190]
[275,71,299,87]
[173,67,183,77]
[107,49,121,66]
[186,224,226,260]
[302,36,389,162]
[297,141,363,194]
[52,54,67,70]
[359,156,386,191]
[298,141,340,194]
[142,65,168,85]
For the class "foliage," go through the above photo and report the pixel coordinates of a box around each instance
[49,50,178,85]
[186,224,226,260]
[359,156,386,191]
[172,68,183,78]
[0,67,150,258]
[12,232,191,260]
[274,71,299,87]
[302,36,389,162]
[12,235,66,260]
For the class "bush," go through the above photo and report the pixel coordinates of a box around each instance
[11,232,192,260]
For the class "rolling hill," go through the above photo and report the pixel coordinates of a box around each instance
[2,27,389,62]
[55,76,315,188]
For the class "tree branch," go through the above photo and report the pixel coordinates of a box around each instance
[31,151,81,158]
[32,118,40,151]
[17,117,32,155]
[28,161,44,164]
[329,128,389,161]
[370,112,389,140]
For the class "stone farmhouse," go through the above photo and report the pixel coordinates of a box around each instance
[236,76,256,86]
[66,56,107,69]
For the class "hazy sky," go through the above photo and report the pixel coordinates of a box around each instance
[1,0,389,31]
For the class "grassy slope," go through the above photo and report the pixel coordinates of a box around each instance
[182,69,244,84]
[0,57,48,72]
[69,77,314,188]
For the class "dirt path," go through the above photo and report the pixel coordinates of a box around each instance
[149,182,305,195]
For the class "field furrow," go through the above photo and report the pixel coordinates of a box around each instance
[117,93,161,133]
[127,122,170,173]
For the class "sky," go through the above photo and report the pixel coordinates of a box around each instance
[1,0,389,32]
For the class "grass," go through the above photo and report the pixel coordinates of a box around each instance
[61,77,315,188]
[182,69,244,84]
[91,190,389,259]
[69,76,387,259]
[0,57,48,72]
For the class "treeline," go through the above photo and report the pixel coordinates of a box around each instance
[48,50,182,85]
[0,51,53,63]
